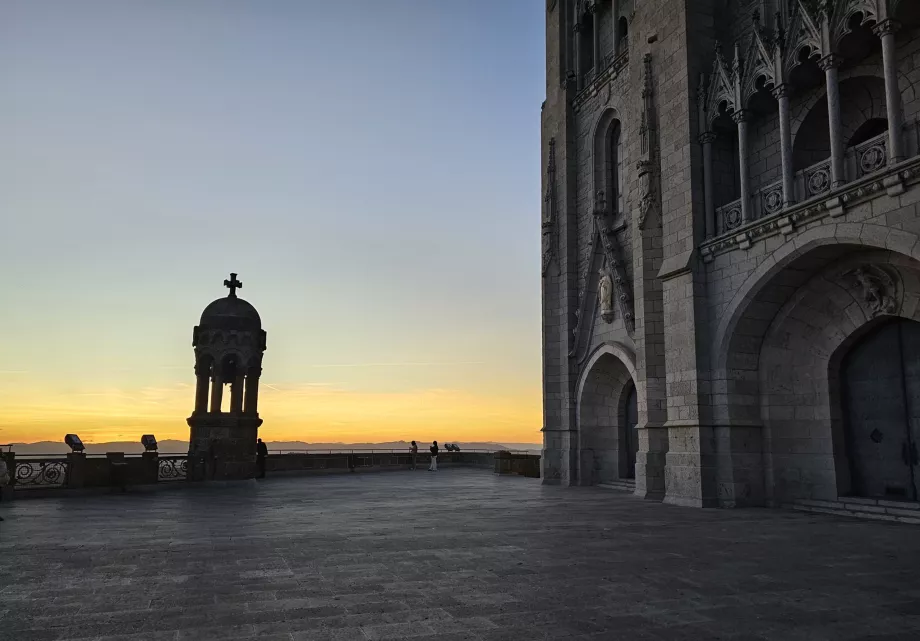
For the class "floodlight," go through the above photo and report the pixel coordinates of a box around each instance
[64,434,85,453]
[141,435,158,452]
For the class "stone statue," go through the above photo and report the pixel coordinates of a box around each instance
[598,270,615,323]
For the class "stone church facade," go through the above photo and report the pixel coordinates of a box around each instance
[540,0,920,507]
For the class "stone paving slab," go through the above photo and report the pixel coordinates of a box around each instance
[2,469,920,640]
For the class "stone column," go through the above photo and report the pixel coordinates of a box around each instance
[819,54,846,188]
[874,19,905,164]
[574,23,583,90]
[611,0,619,56]
[774,84,795,207]
[230,375,245,413]
[732,110,752,224]
[244,372,260,415]
[209,376,223,413]
[194,363,209,414]
[591,4,599,71]
[700,131,716,237]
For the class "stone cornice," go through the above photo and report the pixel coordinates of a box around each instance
[700,155,920,262]
[573,51,629,112]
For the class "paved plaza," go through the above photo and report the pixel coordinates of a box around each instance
[2,469,920,641]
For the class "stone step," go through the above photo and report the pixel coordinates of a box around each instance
[598,480,636,493]
[791,497,920,525]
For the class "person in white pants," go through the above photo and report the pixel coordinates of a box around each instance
[428,441,439,471]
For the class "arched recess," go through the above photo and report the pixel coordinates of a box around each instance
[592,108,624,218]
[713,226,920,504]
[792,76,888,171]
[576,342,639,485]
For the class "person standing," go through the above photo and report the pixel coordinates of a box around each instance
[256,438,268,479]
[428,441,439,472]
[410,441,418,470]
[0,455,10,521]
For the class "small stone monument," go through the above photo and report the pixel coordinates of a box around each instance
[187,273,266,481]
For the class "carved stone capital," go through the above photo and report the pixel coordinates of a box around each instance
[818,53,844,71]
[872,19,901,39]
[731,109,751,124]
[771,83,793,100]
[699,131,718,145]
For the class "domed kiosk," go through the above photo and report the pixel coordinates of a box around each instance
[187,273,267,481]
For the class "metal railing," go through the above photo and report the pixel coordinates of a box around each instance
[13,458,70,489]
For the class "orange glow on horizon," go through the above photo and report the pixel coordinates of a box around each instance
[0,382,542,446]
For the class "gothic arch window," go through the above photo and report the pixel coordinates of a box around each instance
[580,8,595,72]
[617,15,628,53]
[605,120,624,217]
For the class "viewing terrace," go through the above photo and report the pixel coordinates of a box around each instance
[3,469,920,640]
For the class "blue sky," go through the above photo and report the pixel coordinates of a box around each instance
[0,0,546,443]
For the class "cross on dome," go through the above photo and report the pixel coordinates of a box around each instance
[223,273,242,298]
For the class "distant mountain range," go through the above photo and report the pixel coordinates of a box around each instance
[5,440,542,455]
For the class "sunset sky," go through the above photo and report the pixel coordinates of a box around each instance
[0,1,544,445]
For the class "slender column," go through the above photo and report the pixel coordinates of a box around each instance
[230,375,245,413]
[819,54,846,188]
[245,373,260,415]
[591,4,600,71]
[874,19,905,164]
[574,23,583,90]
[732,110,752,224]
[194,372,209,414]
[700,131,716,237]
[209,376,223,413]
[773,84,795,207]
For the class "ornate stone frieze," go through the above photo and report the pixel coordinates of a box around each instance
[542,138,557,277]
[844,265,901,318]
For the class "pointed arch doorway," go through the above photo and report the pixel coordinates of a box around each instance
[842,318,920,502]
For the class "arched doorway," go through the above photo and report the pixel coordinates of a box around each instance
[577,347,637,486]
[621,381,638,479]
[842,318,920,502]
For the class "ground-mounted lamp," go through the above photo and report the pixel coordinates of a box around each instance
[141,435,158,452]
[64,434,85,453]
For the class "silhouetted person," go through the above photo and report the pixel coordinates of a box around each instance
[410,441,418,470]
[256,438,268,478]
[428,441,439,471]
[0,455,9,521]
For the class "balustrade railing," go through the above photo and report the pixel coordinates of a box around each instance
[157,456,188,482]
[714,122,919,237]
[14,458,70,489]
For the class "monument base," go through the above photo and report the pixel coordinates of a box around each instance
[187,413,263,481]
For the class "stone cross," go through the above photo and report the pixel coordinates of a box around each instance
[224,273,242,298]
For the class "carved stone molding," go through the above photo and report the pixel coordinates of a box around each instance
[595,192,634,332]
[699,155,920,262]
[844,264,901,318]
[636,53,659,230]
[542,138,557,276]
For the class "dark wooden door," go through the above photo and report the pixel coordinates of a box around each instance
[623,383,638,479]
[843,319,920,501]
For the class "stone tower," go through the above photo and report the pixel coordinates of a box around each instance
[541,0,920,508]
[187,273,266,481]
